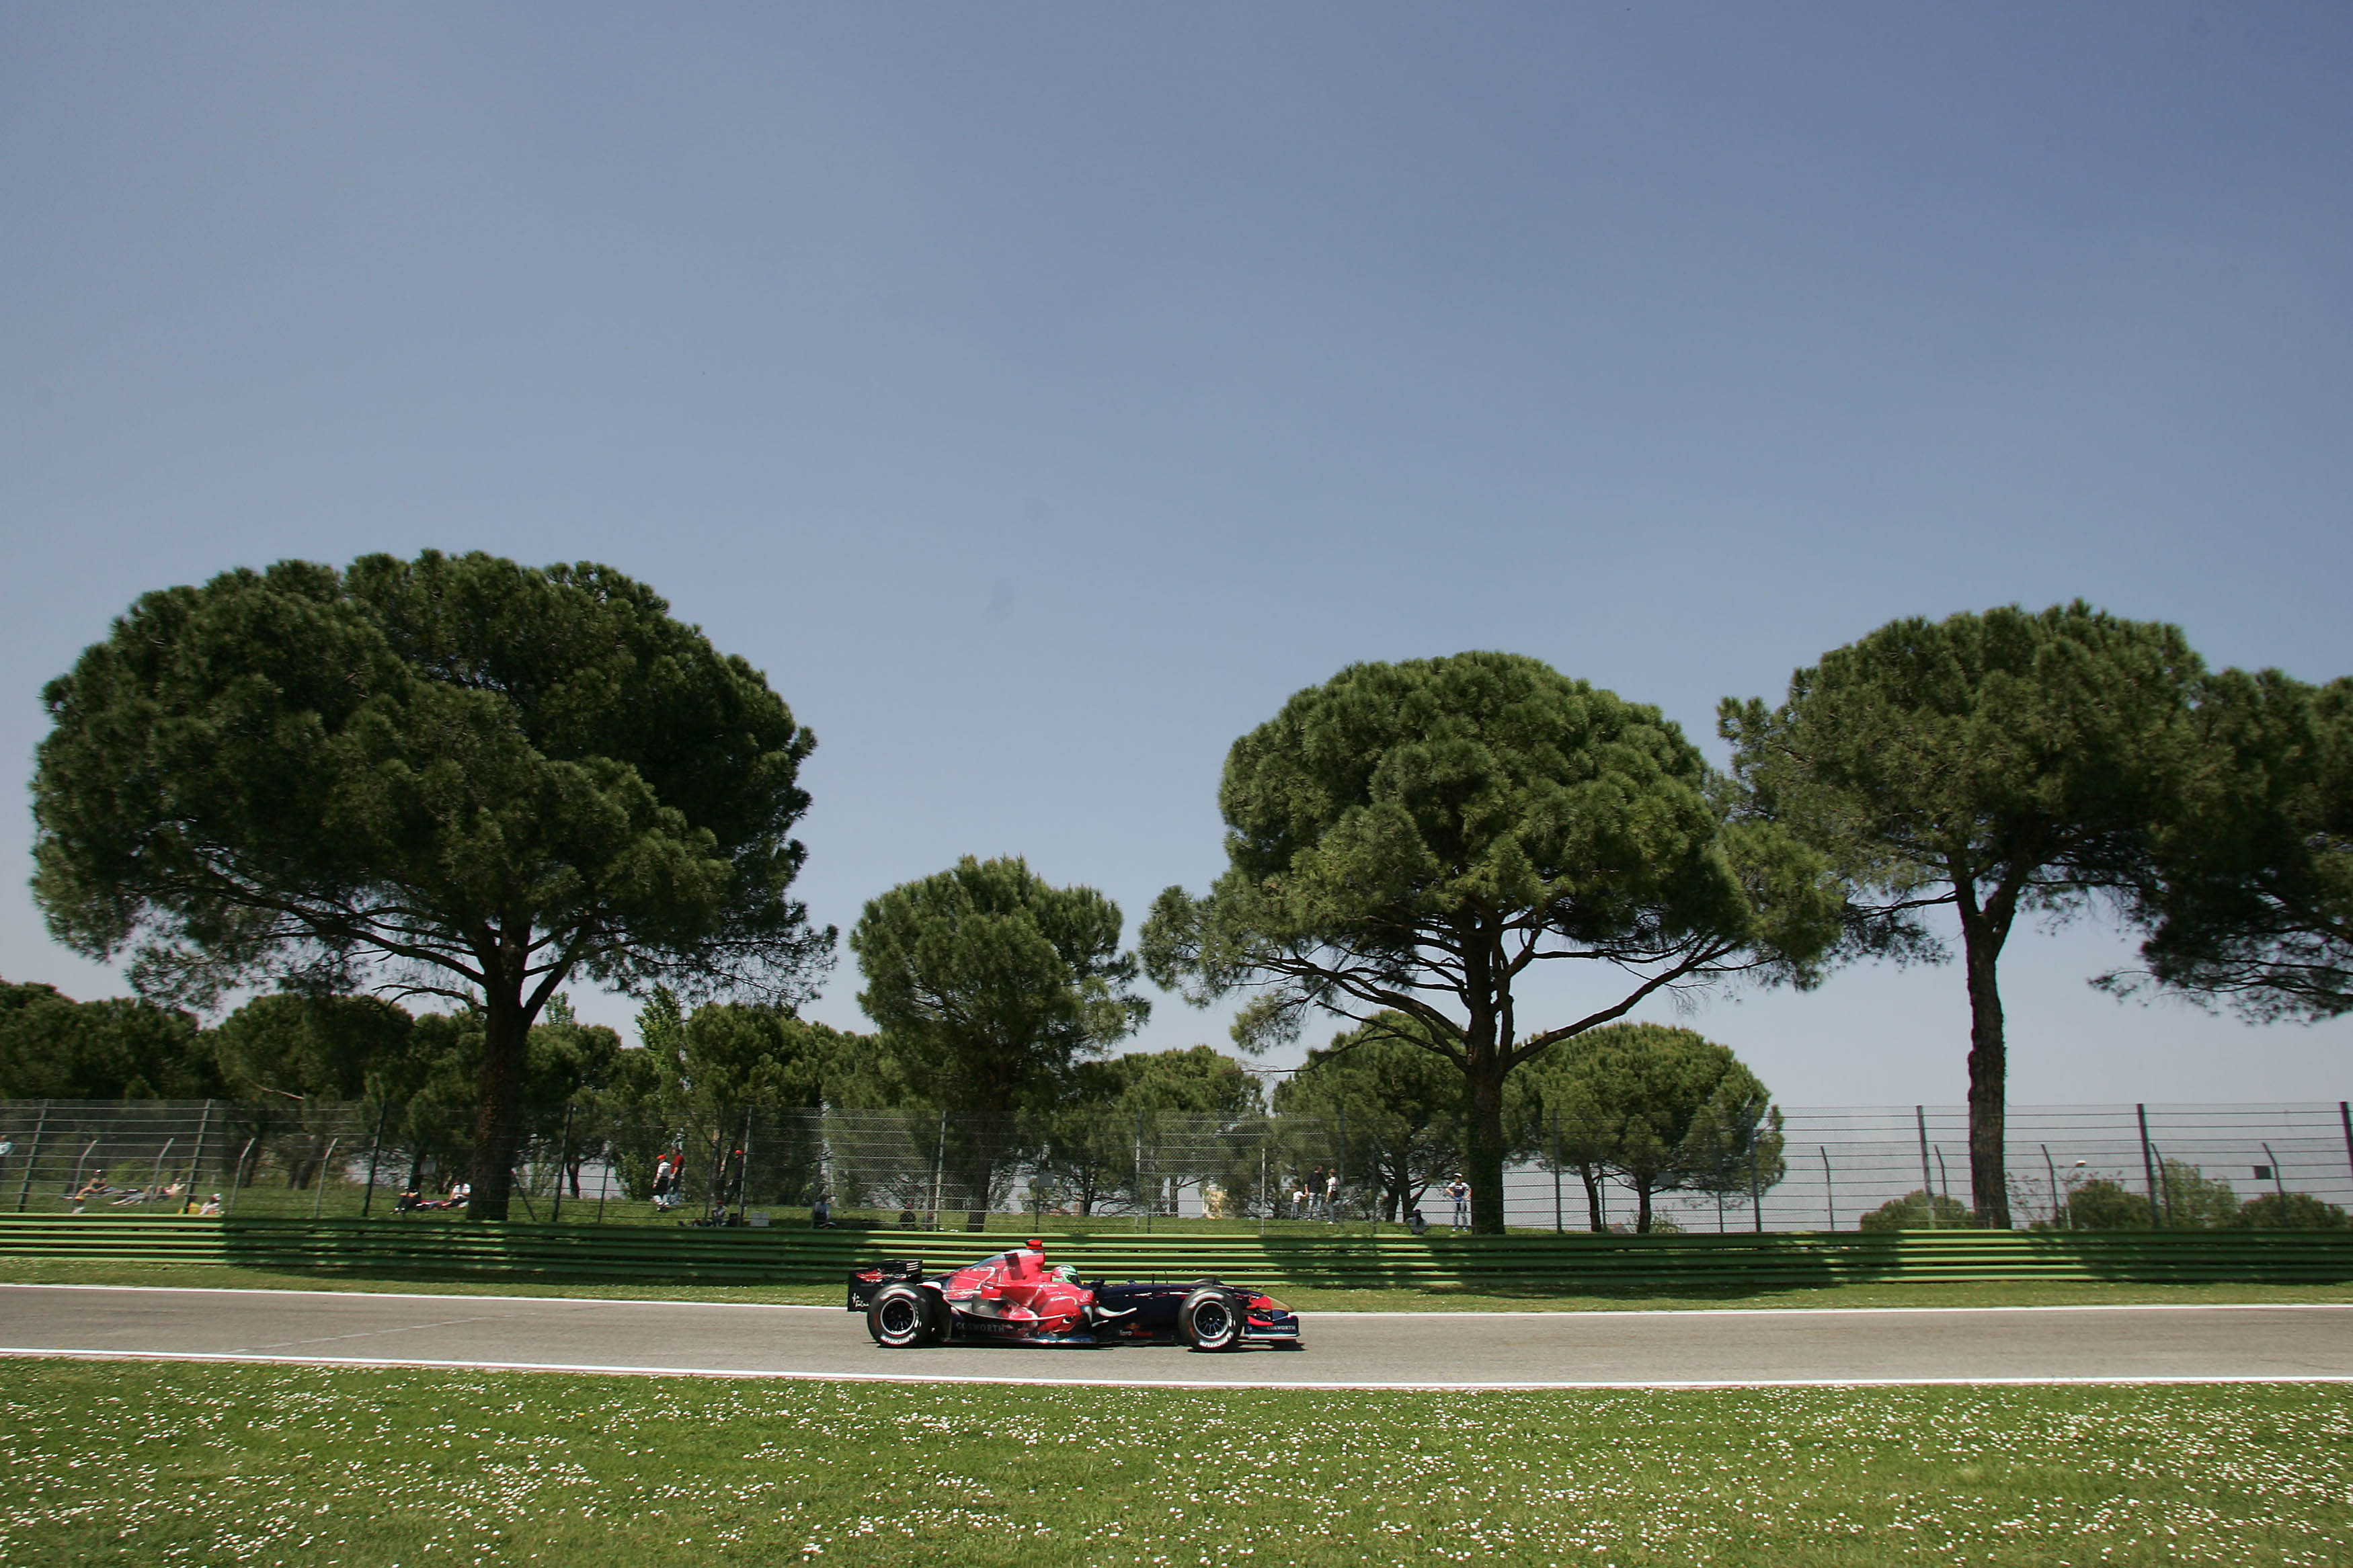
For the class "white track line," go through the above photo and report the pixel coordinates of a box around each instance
[5,1346,2349,1392]
[0,1282,840,1311]
[3,1281,2349,1317]
[1326,1301,2353,1317]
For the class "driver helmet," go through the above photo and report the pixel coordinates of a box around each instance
[1052,1264,1080,1285]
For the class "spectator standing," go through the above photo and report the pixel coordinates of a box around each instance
[1324,1169,1340,1222]
[1447,1177,1470,1231]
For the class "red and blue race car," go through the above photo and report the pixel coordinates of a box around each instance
[846,1239,1303,1352]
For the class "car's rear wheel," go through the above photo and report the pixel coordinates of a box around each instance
[868,1283,937,1348]
[1179,1287,1242,1352]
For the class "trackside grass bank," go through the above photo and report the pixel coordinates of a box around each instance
[4,1362,2347,1567]
[6,1214,2351,1296]
[7,1253,2353,1312]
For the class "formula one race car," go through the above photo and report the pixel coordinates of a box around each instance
[846,1239,1302,1352]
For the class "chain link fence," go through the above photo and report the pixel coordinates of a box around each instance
[3,1096,2348,1234]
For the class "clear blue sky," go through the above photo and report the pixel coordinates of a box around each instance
[4,3,2348,1108]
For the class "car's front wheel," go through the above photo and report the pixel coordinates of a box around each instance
[1178,1287,1242,1352]
[867,1283,938,1348]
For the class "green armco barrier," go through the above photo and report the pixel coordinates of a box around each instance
[3,1214,2350,1289]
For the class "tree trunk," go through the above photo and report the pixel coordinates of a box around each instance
[959,1155,992,1231]
[1459,981,1511,1235]
[468,977,528,1222]
[1955,874,2019,1231]
[1634,1180,1654,1234]
[1581,1168,1604,1233]
[959,1123,1002,1233]
[1465,1068,1507,1235]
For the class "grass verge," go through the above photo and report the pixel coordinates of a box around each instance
[4,1254,2352,1312]
[3,1359,2346,1566]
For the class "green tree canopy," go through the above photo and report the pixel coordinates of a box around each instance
[30,551,830,1219]
[1029,1058,1140,1217]
[1035,1045,1261,1219]
[1511,1022,1782,1234]
[1114,1043,1260,1120]
[1144,652,1843,1231]
[208,992,420,1102]
[2114,671,2353,1021]
[1273,1014,1465,1223]
[585,986,863,1215]
[1722,603,2206,1227]
[852,855,1149,1229]
[0,980,220,1100]
[623,991,837,1111]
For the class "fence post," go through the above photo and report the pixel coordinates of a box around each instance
[2262,1141,2286,1200]
[1552,1110,1563,1235]
[1134,1110,1147,1235]
[550,1100,575,1224]
[145,1139,175,1208]
[1252,1142,1271,1241]
[184,1100,214,1216]
[224,1138,257,1215]
[1915,1106,1935,1228]
[2042,1143,2062,1229]
[930,1110,947,1232]
[734,1106,754,1225]
[311,1139,340,1219]
[1820,1146,1835,1232]
[15,1100,50,1213]
[360,1101,389,1219]
[2340,1102,2352,1194]
[2137,1104,2163,1227]
[1336,1105,1347,1229]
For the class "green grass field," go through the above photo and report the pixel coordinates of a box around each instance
[3,1360,2345,1566]
[5,1252,2352,1313]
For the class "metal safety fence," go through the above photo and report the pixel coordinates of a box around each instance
[1,1097,2348,1234]
[1510,1101,2353,1235]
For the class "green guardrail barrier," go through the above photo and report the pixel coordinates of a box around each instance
[3,1214,2349,1290]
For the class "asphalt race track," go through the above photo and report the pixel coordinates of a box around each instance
[3,1285,2348,1389]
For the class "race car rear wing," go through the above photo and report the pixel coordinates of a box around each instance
[845,1257,924,1312]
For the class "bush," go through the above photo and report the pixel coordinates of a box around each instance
[1858,1190,1975,1231]
[2231,1192,2350,1230]
[2153,1159,2240,1229]
[2064,1178,2154,1229]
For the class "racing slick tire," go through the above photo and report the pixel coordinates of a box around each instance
[1178,1286,1242,1352]
[867,1282,939,1348]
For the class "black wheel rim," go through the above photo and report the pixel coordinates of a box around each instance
[1193,1301,1231,1341]
[879,1298,918,1339]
